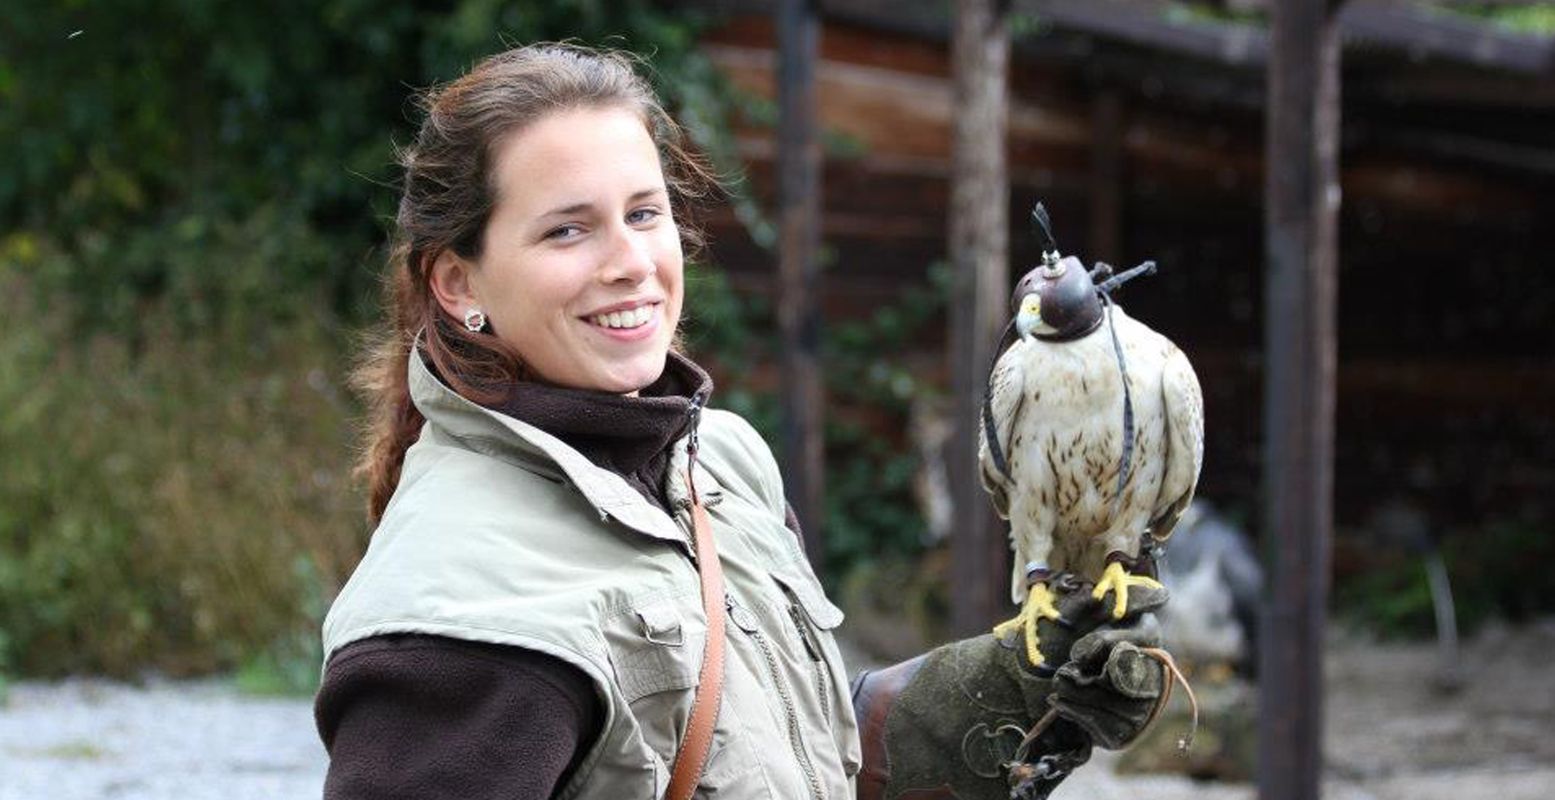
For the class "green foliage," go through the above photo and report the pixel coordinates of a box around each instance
[1335,558,1438,638]
[0,627,10,703]
[1439,3,1555,36]
[1440,514,1555,628]
[0,2,745,678]
[1163,2,1267,27]
[686,258,949,590]
[820,265,952,577]
[1335,513,1555,638]
[1,0,728,330]
[234,558,329,696]
[682,263,782,436]
[0,249,365,677]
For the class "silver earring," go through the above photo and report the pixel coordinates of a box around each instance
[463,308,487,332]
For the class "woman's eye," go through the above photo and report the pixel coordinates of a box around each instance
[546,224,583,240]
[627,207,663,225]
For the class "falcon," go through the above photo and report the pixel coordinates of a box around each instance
[981,205,1204,667]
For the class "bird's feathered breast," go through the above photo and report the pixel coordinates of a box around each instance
[979,306,1203,586]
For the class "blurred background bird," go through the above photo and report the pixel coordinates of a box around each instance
[981,205,1204,667]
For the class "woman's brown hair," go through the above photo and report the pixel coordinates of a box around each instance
[355,43,715,522]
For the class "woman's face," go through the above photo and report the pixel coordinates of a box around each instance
[460,105,684,394]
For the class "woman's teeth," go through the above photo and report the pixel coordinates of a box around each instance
[591,304,654,330]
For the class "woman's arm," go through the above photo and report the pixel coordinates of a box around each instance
[315,634,603,800]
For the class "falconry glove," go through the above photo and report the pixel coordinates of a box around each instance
[1051,600,1167,750]
[851,579,1169,800]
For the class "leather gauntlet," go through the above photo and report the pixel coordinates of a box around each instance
[851,580,1168,800]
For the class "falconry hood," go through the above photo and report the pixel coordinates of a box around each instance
[1013,254,1104,342]
[1011,203,1156,343]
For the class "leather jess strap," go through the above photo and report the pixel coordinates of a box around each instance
[663,484,727,800]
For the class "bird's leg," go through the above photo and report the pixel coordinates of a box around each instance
[993,565,1063,667]
[1091,551,1165,619]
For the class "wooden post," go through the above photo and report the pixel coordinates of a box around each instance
[949,0,1011,638]
[1089,89,1124,265]
[1259,1,1342,798]
[776,0,826,567]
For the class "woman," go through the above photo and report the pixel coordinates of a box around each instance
[316,44,1167,800]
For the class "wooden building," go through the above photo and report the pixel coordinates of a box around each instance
[688,1,1555,569]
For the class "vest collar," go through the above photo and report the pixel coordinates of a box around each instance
[406,339,719,550]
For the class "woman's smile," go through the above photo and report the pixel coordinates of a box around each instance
[582,299,662,339]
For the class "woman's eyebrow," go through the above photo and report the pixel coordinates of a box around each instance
[538,188,667,219]
[627,187,668,203]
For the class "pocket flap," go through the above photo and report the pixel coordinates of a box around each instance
[772,568,845,630]
[614,601,700,704]
[636,603,684,646]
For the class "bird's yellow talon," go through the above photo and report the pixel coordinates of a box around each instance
[1091,561,1164,619]
[992,582,1062,666]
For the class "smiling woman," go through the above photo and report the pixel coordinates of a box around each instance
[318,42,1168,800]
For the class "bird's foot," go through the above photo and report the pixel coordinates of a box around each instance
[993,580,1063,667]
[1091,558,1164,620]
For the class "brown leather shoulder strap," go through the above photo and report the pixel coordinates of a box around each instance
[664,494,726,800]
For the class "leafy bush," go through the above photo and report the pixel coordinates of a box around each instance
[820,266,952,578]
[0,242,364,677]
[1335,512,1555,638]
[2,1,728,330]
[0,2,740,678]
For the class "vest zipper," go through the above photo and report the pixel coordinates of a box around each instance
[727,595,827,800]
[788,603,832,727]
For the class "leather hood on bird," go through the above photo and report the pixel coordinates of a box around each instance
[1012,255,1104,342]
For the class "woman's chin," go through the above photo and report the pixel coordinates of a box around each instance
[591,356,667,395]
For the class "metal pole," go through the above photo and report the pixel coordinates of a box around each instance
[777,0,826,567]
[949,0,1011,637]
[1259,0,1342,798]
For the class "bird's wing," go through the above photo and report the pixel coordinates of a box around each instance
[978,342,1027,520]
[1147,345,1204,544]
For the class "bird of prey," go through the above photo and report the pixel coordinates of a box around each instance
[982,205,1204,667]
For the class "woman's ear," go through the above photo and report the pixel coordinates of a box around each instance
[428,249,480,321]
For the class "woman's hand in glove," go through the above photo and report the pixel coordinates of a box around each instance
[1049,600,1168,750]
[850,577,1170,800]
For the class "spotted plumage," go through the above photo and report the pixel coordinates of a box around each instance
[980,303,1204,605]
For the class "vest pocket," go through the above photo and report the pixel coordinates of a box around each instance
[615,604,698,704]
[608,599,761,794]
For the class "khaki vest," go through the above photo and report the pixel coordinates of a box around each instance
[322,352,861,799]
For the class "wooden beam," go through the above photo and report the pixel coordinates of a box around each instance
[1258,0,1341,798]
[1021,0,1270,68]
[948,0,1011,638]
[1088,89,1124,264]
[776,0,826,566]
[1018,0,1555,76]
[1338,1,1554,76]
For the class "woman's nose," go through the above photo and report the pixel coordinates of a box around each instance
[600,225,656,284]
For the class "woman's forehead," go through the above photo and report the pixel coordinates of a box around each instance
[490,106,665,213]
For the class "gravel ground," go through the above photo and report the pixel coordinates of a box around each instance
[4,621,1552,799]
[0,678,326,800]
